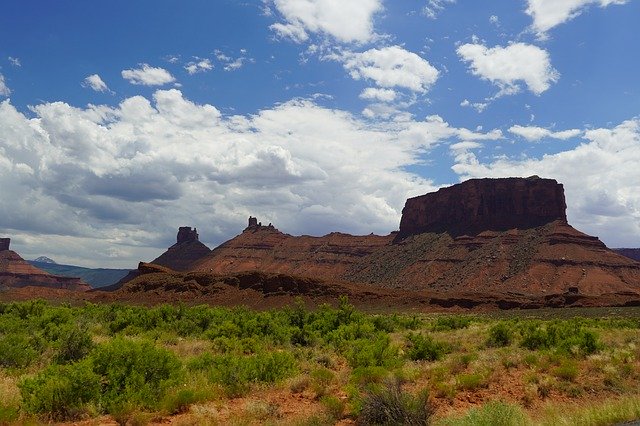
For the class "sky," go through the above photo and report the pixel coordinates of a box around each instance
[0,0,639,268]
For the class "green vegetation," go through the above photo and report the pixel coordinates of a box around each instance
[1,300,640,424]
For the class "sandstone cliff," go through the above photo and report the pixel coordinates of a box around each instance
[397,176,567,239]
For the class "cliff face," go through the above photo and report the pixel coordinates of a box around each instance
[397,176,567,239]
[0,241,90,291]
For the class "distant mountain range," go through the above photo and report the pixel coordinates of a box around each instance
[33,256,57,264]
[27,260,131,288]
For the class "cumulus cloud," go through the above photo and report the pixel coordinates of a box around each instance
[423,0,456,19]
[81,74,112,93]
[360,88,397,102]
[338,46,439,94]
[509,124,582,141]
[269,0,383,43]
[121,64,176,86]
[457,42,559,96]
[453,118,640,247]
[0,74,9,97]
[0,91,503,267]
[184,58,213,75]
[526,0,628,38]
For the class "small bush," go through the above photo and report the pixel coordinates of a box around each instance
[357,379,433,426]
[405,333,448,361]
[19,361,101,420]
[432,316,473,331]
[456,373,487,391]
[54,324,95,363]
[441,400,527,426]
[310,367,335,397]
[346,335,400,369]
[486,323,513,348]
[552,361,579,382]
[90,337,182,411]
[0,334,38,368]
[320,395,345,421]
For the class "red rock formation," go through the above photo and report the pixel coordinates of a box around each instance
[188,180,640,300]
[0,244,90,291]
[192,221,394,280]
[152,227,211,271]
[397,176,567,239]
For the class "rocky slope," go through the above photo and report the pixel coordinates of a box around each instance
[0,239,90,291]
[192,222,394,280]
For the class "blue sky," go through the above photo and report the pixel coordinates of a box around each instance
[1,0,639,267]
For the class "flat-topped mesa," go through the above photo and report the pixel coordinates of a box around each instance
[397,176,567,239]
[176,227,199,244]
[0,238,9,251]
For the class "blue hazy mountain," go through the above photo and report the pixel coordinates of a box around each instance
[28,260,131,288]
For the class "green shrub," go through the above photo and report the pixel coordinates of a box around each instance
[405,333,448,361]
[456,373,488,391]
[320,395,345,420]
[19,361,101,420]
[519,321,601,356]
[432,316,473,331]
[54,324,95,363]
[346,335,400,369]
[357,379,432,426]
[90,337,182,411]
[310,367,335,397]
[552,361,579,382]
[486,323,513,348]
[194,351,297,397]
[0,334,39,368]
[440,400,527,426]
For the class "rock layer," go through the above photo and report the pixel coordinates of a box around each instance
[397,176,567,239]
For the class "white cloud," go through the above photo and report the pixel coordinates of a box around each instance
[214,49,254,72]
[0,74,10,97]
[184,58,213,75]
[339,46,439,94]
[0,91,504,267]
[526,0,628,37]
[360,88,397,102]
[509,124,582,141]
[81,74,111,93]
[121,64,176,86]
[457,42,559,96]
[489,15,499,25]
[460,98,489,113]
[269,0,383,43]
[453,118,640,247]
[8,56,21,67]
[423,0,456,19]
